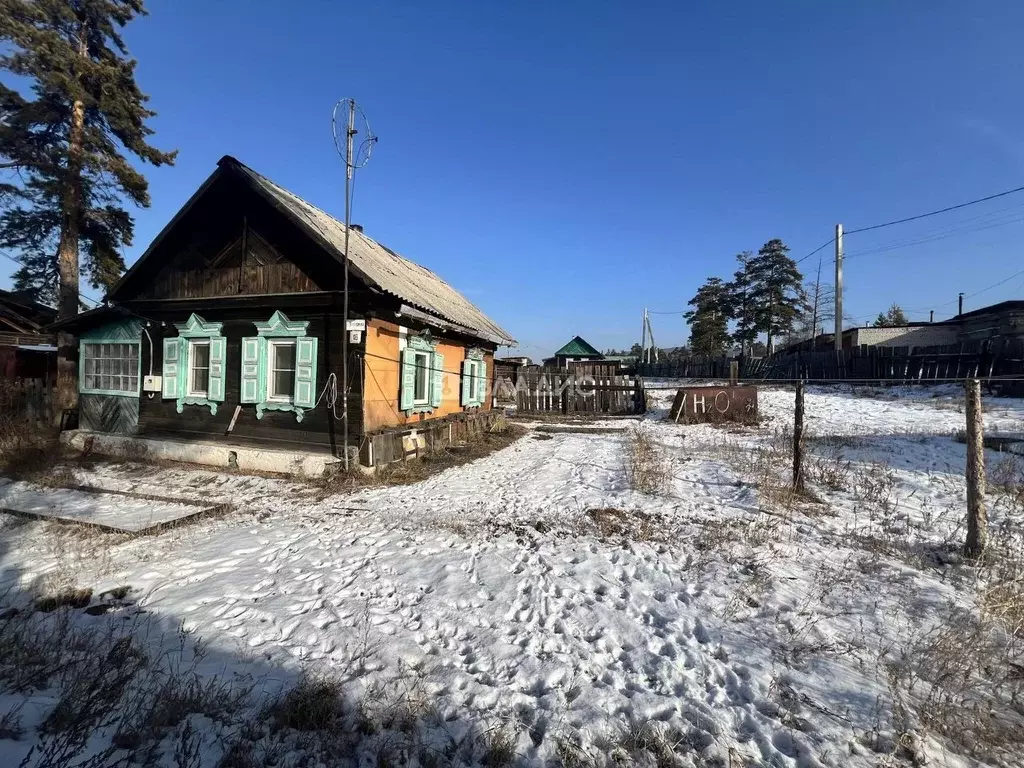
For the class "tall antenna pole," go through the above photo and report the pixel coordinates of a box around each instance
[810,255,822,349]
[341,101,355,471]
[834,224,843,352]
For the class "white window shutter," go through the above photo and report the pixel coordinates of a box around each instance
[294,337,318,409]
[430,352,444,409]
[400,348,417,412]
[208,337,227,402]
[162,337,181,399]
[240,337,261,404]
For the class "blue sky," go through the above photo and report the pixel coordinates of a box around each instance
[9,1,1024,359]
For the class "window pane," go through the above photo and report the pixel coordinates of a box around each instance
[192,366,209,394]
[273,370,294,398]
[192,343,210,368]
[414,355,429,401]
[273,343,295,371]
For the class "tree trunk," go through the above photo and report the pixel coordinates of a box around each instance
[54,30,88,416]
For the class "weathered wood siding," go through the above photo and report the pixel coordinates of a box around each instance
[80,392,140,435]
[78,319,142,434]
[139,263,318,300]
[137,309,362,450]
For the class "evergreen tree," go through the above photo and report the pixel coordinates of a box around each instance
[746,238,807,352]
[684,277,731,356]
[726,251,757,356]
[0,0,175,407]
[873,303,909,327]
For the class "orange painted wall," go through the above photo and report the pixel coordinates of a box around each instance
[362,317,493,433]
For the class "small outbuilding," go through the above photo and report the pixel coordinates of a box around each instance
[544,336,604,368]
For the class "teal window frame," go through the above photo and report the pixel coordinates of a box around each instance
[242,310,318,423]
[79,339,142,397]
[400,333,444,415]
[460,348,487,408]
[163,313,226,415]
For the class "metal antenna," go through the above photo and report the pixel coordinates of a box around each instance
[332,98,378,471]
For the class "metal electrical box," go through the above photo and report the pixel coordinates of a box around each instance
[143,375,162,392]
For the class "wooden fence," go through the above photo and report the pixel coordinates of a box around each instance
[515,367,645,416]
[0,377,56,428]
[637,338,1024,386]
[359,409,505,466]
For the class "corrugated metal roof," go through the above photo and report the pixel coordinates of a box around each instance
[225,157,516,346]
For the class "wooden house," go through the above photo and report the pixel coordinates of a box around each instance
[56,156,515,468]
[543,335,604,368]
[0,289,57,382]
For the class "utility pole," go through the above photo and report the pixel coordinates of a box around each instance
[646,313,658,363]
[964,379,987,557]
[341,100,356,471]
[834,224,843,352]
[640,308,648,366]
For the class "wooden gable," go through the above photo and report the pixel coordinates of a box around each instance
[136,224,319,300]
[112,170,338,303]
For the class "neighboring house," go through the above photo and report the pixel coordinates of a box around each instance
[55,155,515,464]
[543,336,604,368]
[603,354,638,370]
[842,323,959,349]
[951,300,1024,342]
[781,300,1024,354]
[496,355,531,367]
[0,289,57,382]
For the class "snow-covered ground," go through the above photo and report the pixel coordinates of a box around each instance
[1,385,1023,766]
[0,478,216,532]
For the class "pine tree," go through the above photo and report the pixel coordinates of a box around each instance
[0,0,176,409]
[746,238,807,353]
[873,303,909,327]
[726,251,757,356]
[684,277,731,356]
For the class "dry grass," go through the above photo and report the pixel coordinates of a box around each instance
[267,670,346,732]
[625,427,671,495]
[586,507,656,541]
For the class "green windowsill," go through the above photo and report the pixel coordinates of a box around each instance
[256,401,307,422]
[175,396,219,416]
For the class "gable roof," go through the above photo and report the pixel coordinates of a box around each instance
[0,289,56,332]
[228,157,514,345]
[554,335,602,357]
[109,156,515,347]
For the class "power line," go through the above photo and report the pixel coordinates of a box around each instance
[898,266,1024,315]
[845,183,1024,235]
[0,247,102,305]
[844,211,1024,260]
[795,237,836,264]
